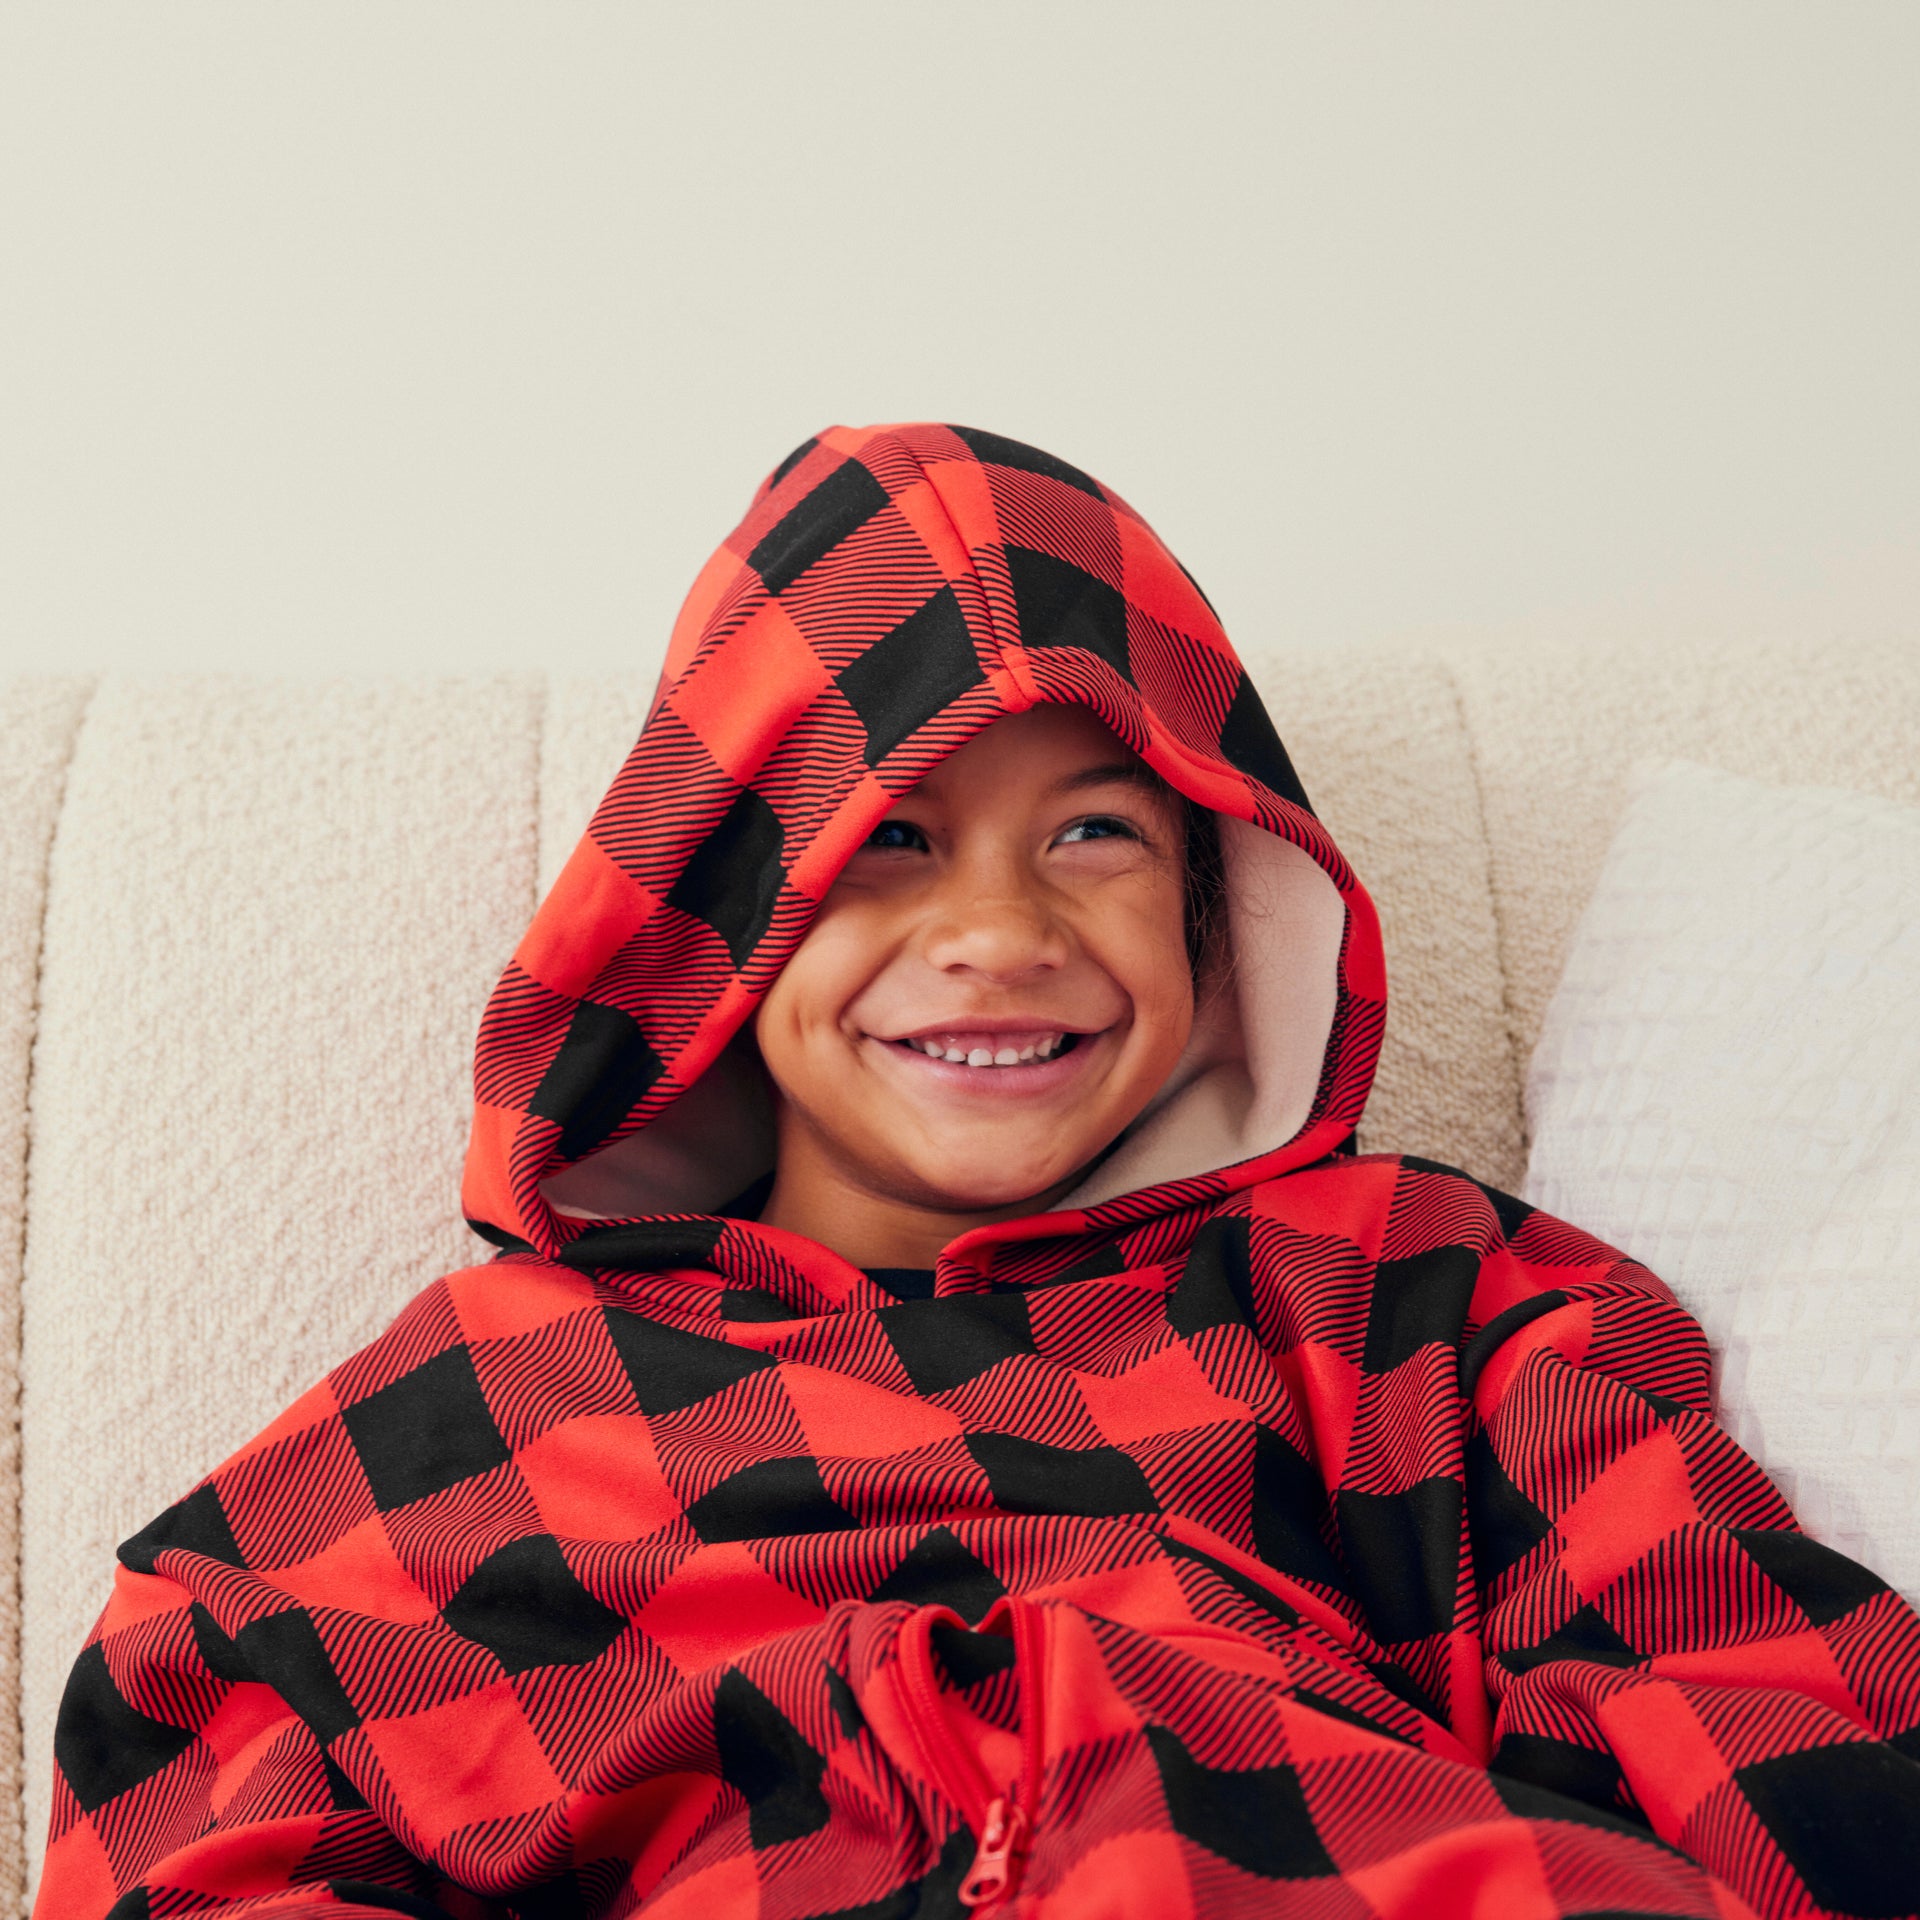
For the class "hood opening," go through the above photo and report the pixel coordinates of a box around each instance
[537,810,1345,1223]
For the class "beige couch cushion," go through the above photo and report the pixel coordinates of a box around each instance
[19,677,542,1888]
[1265,651,1522,1192]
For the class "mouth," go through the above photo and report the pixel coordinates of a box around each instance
[860,1019,1111,1108]
[889,1028,1083,1069]
[868,1021,1106,1078]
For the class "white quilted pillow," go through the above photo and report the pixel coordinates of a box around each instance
[1524,758,1920,1603]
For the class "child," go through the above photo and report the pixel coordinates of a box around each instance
[39,425,1920,1918]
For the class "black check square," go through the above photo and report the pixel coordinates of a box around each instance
[1006,545,1131,682]
[1334,1477,1464,1645]
[233,1607,361,1744]
[442,1534,626,1675]
[54,1644,196,1814]
[1218,671,1312,809]
[749,458,890,597]
[836,585,984,767]
[947,425,1105,500]
[666,789,787,972]
[880,1293,1036,1396]
[965,1431,1158,1517]
[341,1345,512,1512]
[528,999,666,1162]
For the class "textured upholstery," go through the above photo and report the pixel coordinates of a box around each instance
[0,637,1914,1910]
[15,679,541,1898]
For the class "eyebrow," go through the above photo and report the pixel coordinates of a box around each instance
[1052,761,1176,799]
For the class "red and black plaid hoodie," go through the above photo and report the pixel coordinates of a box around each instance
[39,425,1920,1920]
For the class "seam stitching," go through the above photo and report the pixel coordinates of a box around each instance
[8,672,99,1917]
[1437,652,1529,1181]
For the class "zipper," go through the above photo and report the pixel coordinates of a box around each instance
[894,1602,1042,1914]
[958,1795,1026,1909]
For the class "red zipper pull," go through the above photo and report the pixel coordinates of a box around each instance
[959,1796,1027,1909]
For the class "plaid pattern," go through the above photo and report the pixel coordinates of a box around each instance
[37,428,1920,1918]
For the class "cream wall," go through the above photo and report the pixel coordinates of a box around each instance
[3,2,1918,681]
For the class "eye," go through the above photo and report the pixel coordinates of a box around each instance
[865,819,928,852]
[1056,814,1141,845]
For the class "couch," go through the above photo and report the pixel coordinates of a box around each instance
[2,635,1915,1910]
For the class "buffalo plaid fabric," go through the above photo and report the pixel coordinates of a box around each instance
[38,427,1920,1919]
[461,423,1361,1263]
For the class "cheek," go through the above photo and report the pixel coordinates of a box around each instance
[1104,885,1196,1049]
[750,939,827,1087]
[751,909,878,1086]
[748,976,797,1097]
[1139,937,1197,1040]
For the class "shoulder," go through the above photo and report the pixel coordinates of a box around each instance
[1229,1151,1522,1260]
[1228,1154,1703,1395]
[1239,1152,1673,1292]
[120,1252,593,1582]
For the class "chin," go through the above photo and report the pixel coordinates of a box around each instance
[906,1162,1078,1215]
[954,1186,1063,1213]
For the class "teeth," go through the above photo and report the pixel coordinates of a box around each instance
[902,1032,1070,1065]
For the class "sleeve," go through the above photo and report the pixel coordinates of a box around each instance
[1466,1206,1920,1920]
[34,1562,490,1920]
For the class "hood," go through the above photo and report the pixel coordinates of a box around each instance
[462,423,1385,1260]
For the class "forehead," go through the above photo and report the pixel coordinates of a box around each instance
[901,705,1171,806]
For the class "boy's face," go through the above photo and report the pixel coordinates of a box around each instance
[752,705,1196,1253]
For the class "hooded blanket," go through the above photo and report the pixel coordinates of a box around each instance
[39,425,1920,1920]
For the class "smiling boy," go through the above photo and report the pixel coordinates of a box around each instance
[38,425,1920,1919]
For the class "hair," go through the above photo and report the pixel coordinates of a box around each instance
[1182,801,1229,983]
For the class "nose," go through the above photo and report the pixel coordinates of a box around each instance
[918,853,1070,981]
